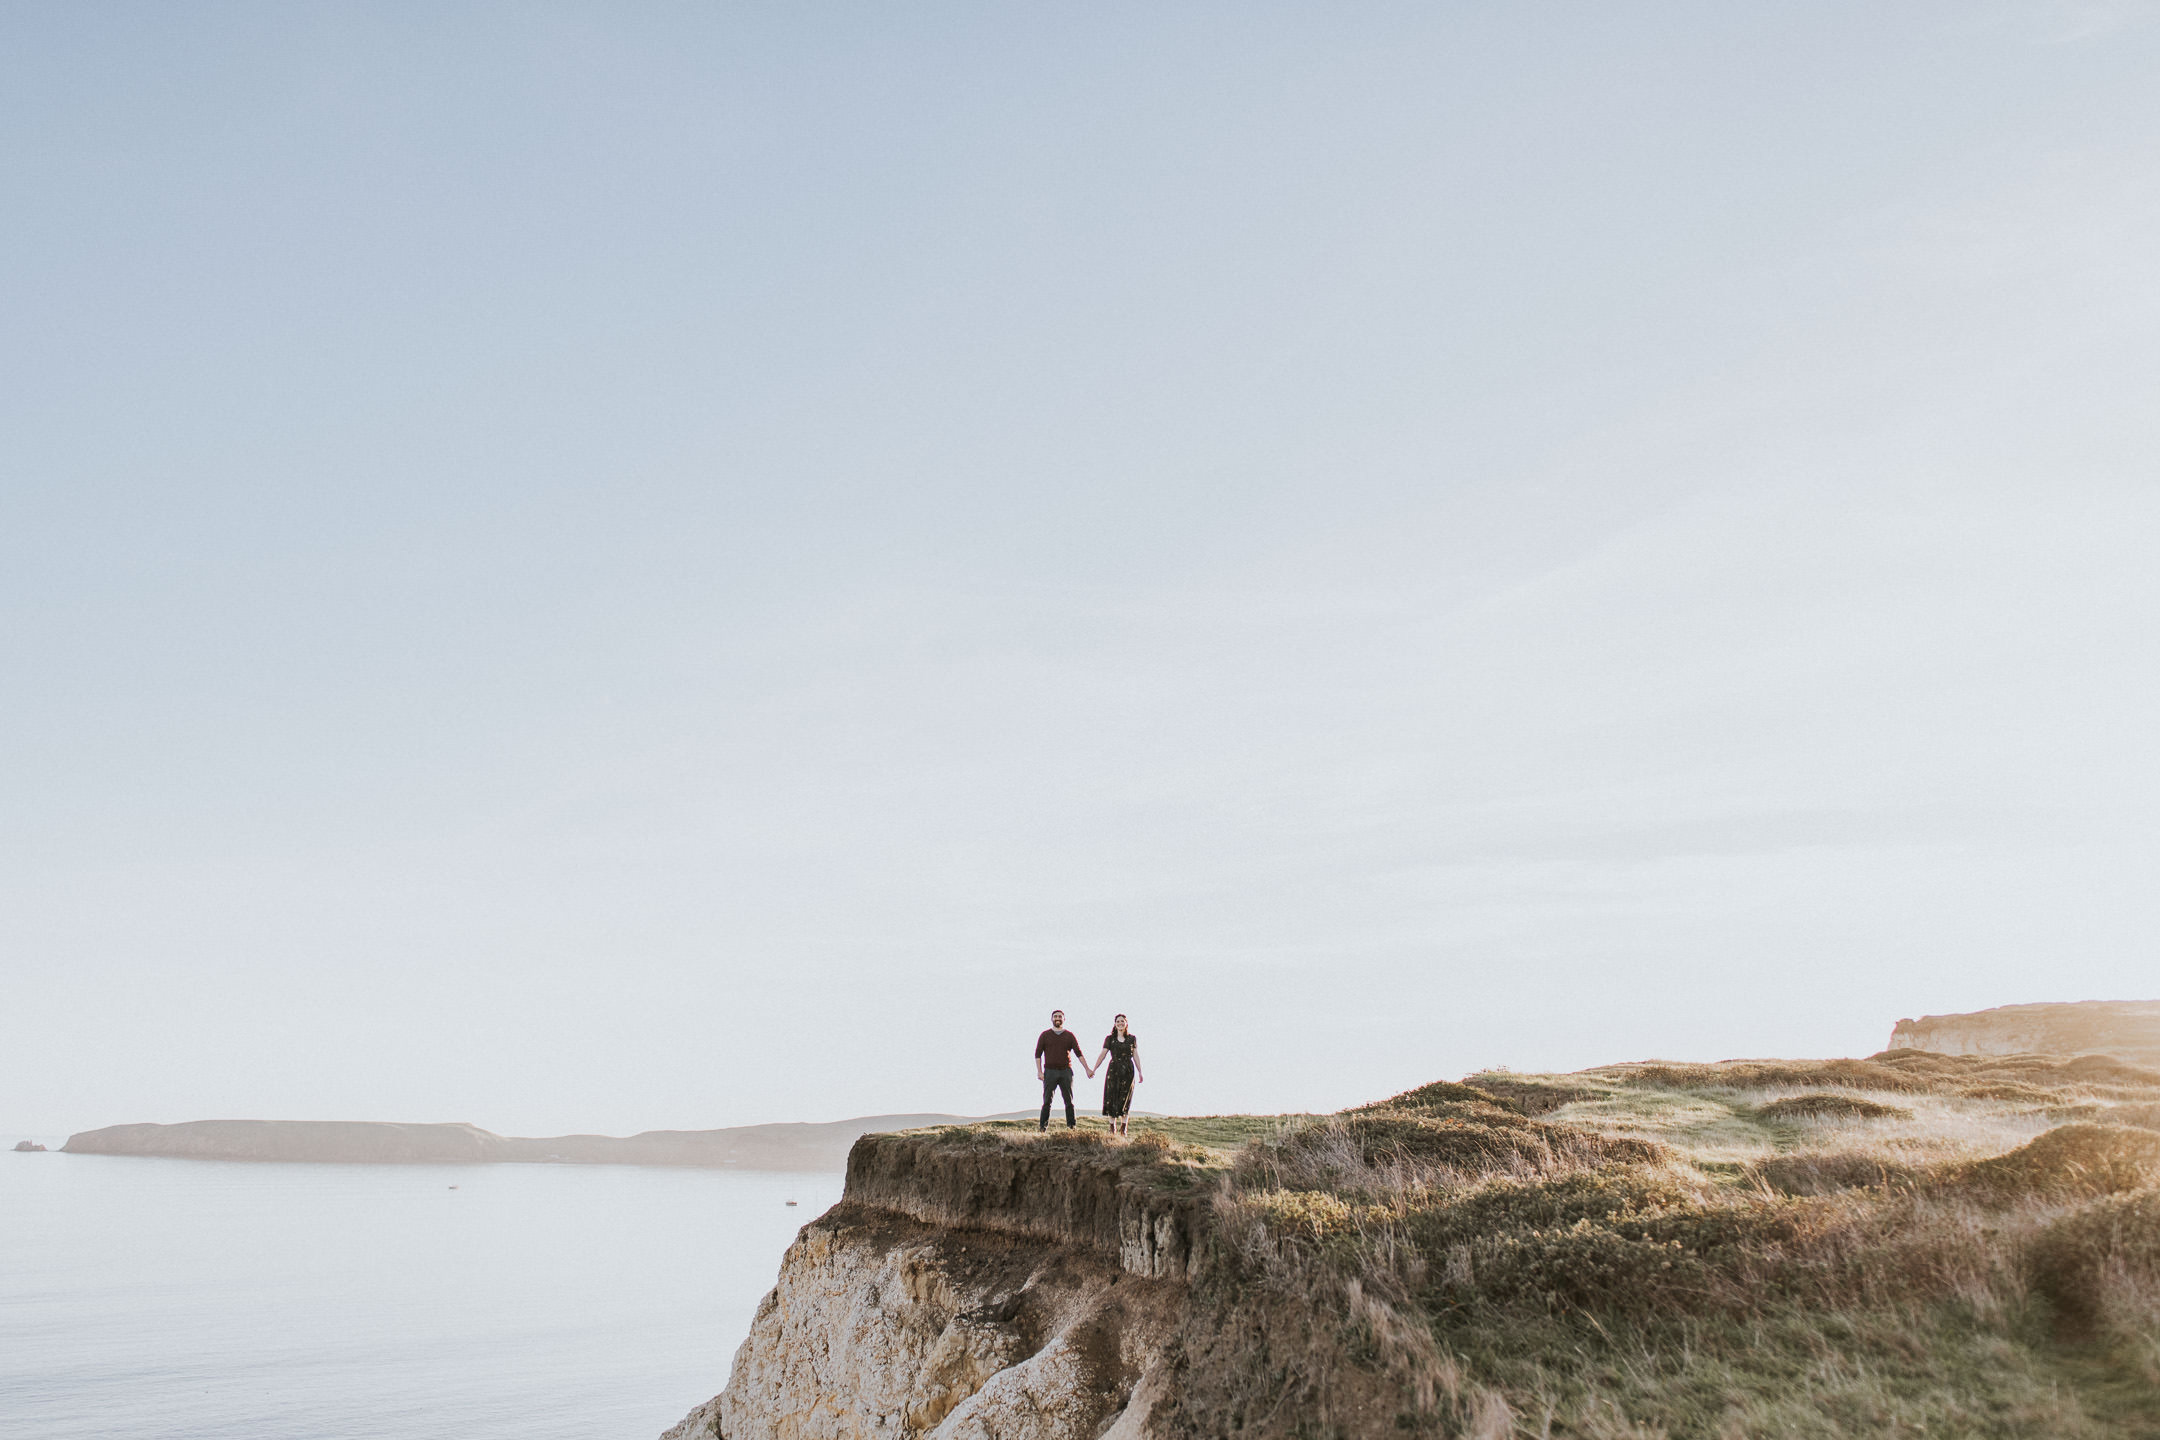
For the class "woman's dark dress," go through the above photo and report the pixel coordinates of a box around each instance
[1101,1032,1137,1118]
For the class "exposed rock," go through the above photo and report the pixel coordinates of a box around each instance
[664,1204,1180,1440]
[843,1130,1209,1281]
[1887,1000,2160,1067]
[12,1140,45,1152]
[663,1128,1226,1440]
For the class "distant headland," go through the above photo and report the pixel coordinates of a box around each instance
[1888,999,2160,1067]
[60,1113,1004,1170]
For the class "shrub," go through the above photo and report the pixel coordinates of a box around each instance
[1396,1168,1800,1318]
[1753,1151,1919,1196]
[1039,1127,1109,1149]
[1464,1077,1605,1116]
[1353,1080,1501,1114]
[1238,1107,1663,1200]
[1869,1048,1967,1072]
[2059,1054,2160,1087]
[1622,1059,1931,1094]
[1957,1124,2160,1200]
[1338,1112,1539,1164]
[1245,1187,1363,1240]
[1954,1082,2059,1103]
[1757,1094,1911,1122]
[2098,1103,2160,1133]
[1453,1219,1714,1316]
[2029,1190,2160,1336]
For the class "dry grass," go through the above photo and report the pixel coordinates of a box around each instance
[957,1111,1305,1156]
[2032,1189,2160,1376]
[1191,1053,2160,1438]
[1755,1094,1910,1122]
[1955,1125,2160,1201]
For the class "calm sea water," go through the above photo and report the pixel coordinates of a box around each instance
[0,1146,843,1440]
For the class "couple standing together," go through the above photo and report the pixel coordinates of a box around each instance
[1033,1009,1144,1135]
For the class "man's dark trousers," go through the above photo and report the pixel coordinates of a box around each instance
[1040,1067,1075,1129]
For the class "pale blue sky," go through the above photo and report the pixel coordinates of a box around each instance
[6,3,2159,1135]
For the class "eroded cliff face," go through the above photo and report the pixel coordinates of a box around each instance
[672,1062,2160,1440]
[841,1131,1208,1283]
[663,1128,1210,1440]
[662,1201,1184,1440]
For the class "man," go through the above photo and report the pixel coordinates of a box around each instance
[1034,1009,1091,1131]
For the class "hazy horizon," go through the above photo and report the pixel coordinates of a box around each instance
[7,4,2160,1139]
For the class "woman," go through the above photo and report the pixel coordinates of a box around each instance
[1091,1014,1143,1137]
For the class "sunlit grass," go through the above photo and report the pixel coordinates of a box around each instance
[883,1053,2160,1434]
[1197,1050,2160,1437]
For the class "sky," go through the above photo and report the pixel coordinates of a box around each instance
[4,3,2159,1137]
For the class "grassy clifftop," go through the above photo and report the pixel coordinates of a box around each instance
[873,1052,2160,1438]
[1209,1050,2160,1438]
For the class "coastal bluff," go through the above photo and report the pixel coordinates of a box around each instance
[1888,1000,2160,1067]
[60,1114,988,1169]
[663,1125,1218,1440]
[669,1052,2160,1439]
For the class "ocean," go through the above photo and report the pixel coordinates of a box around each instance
[0,1145,843,1440]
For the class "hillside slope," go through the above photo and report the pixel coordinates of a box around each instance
[669,1056,2160,1439]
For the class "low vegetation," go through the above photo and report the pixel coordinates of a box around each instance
[960,1112,1306,1152]
[1185,1051,2160,1439]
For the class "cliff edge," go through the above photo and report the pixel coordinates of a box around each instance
[671,1056,2160,1439]
[662,1127,1226,1440]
